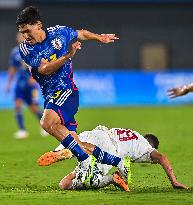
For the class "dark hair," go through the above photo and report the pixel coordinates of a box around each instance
[144,134,159,149]
[16,6,41,28]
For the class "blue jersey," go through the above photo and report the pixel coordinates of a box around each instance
[9,46,31,89]
[19,25,78,101]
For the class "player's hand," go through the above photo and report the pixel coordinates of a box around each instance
[99,34,119,43]
[167,86,188,99]
[172,181,188,189]
[69,41,81,58]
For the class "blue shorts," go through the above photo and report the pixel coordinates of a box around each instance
[45,89,79,132]
[15,84,39,105]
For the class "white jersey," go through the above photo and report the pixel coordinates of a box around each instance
[79,125,155,163]
[109,128,155,162]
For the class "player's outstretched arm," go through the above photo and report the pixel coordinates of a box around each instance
[38,41,81,75]
[167,83,193,98]
[77,29,119,43]
[150,150,188,189]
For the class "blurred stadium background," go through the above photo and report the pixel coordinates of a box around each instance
[1,0,193,107]
[0,1,193,205]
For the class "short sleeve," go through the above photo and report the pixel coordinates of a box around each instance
[19,43,42,71]
[134,150,155,163]
[57,25,78,44]
[130,131,155,162]
[133,136,155,163]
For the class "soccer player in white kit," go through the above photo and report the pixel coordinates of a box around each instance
[38,125,188,191]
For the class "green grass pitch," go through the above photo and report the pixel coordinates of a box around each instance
[0,106,193,205]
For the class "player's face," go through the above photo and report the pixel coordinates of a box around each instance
[18,22,42,45]
[16,32,25,44]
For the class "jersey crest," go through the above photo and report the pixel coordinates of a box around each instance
[51,38,62,50]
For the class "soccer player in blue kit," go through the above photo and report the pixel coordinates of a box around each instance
[16,6,131,183]
[6,32,48,139]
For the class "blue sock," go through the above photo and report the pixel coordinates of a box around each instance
[16,111,25,130]
[61,134,88,162]
[93,146,121,166]
[35,110,42,120]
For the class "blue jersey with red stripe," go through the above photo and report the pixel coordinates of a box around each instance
[9,46,31,89]
[19,25,78,101]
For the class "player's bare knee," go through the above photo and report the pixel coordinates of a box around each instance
[40,116,53,132]
[40,118,47,130]
[49,120,61,133]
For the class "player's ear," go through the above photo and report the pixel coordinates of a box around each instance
[37,21,42,30]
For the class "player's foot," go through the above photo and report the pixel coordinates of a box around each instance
[14,130,29,139]
[78,156,97,186]
[40,128,49,137]
[37,149,73,166]
[117,156,132,184]
[112,172,129,191]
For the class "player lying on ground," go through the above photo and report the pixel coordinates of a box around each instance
[38,125,188,190]
[59,162,129,191]
[16,6,132,182]
[168,83,193,98]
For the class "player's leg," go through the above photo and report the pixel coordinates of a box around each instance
[25,86,48,136]
[15,99,24,130]
[76,141,121,166]
[61,162,128,191]
[29,103,49,136]
[39,123,129,183]
[59,169,128,191]
[37,148,73,166]
[74,141,131,183]
[14,88,28,139]
[54,117,79,150]
[40,91,130,181]
[90,173,129,191]
[40,91,88,162]
[61,165,112,190]
[37,117,77,166]
[40,109,87,158]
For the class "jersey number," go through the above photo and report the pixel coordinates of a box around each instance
[45,54,57,62]
[116,129,138,141]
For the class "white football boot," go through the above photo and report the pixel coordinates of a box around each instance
[14,130,29,139]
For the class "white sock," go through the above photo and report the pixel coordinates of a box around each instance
[54,144,65,151]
